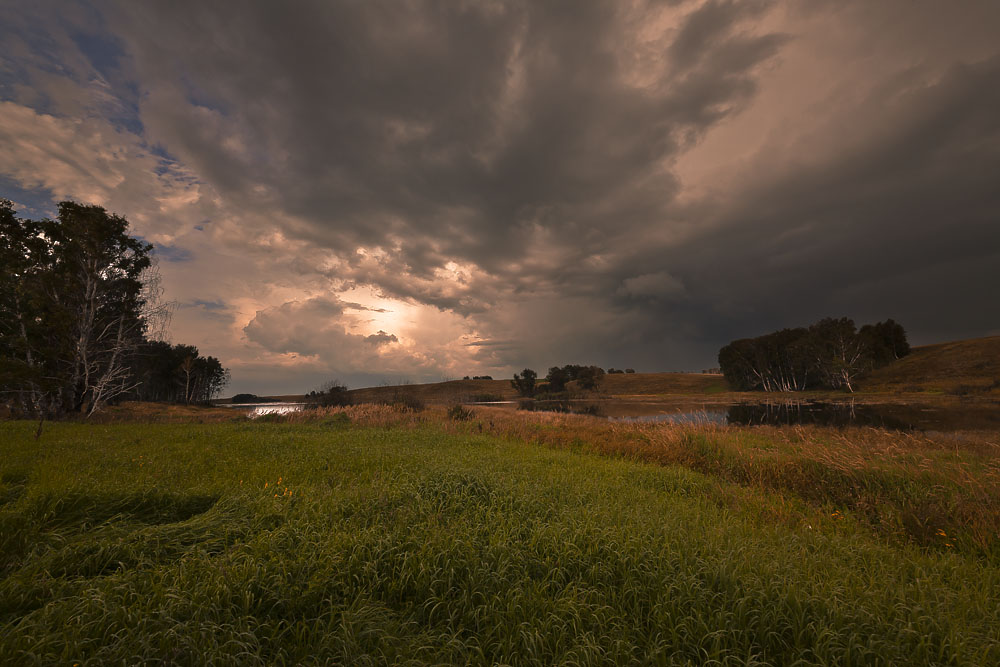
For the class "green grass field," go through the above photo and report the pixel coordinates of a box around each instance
[2,413,999,665]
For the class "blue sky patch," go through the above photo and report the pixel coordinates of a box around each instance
[153,242,193,263]
[0,177,58,219]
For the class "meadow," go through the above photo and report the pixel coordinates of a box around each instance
[2,405,999,665]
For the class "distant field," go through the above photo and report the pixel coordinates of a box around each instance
[245,373,731,407]
[218,335,1000,407]
[2,407,999,663]
[861,335,1000,395]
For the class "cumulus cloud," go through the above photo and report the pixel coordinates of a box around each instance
[241,295,494,386]
[365,331,398,347]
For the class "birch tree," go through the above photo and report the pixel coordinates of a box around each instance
[1,201,152,417]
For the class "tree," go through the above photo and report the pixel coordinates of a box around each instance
[809,318,869,392]
[575,365,605,391]
[47,202,154,414]
[511,368,537,396]
[0,200,54,416]
[125,341,228,404]
[305,380,350,407]
[545,366,570,392]
[0,201,152,415]
[861,319,910,367]
[1,200,229,417]
[718,317,908,393]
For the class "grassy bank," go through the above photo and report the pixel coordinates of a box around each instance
[861,335,1000,396]
[2,411,999,664]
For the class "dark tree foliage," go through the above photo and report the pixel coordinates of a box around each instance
[860,319,910,366]
[305,380,350,408]
[0,200,229,417]
[575,365,605,391]
[545,366,570,392]
[718,317,910,393]
[0,200,52,413]
[125,341,229,404]
[544,364,606,392]
[511,368,537,396]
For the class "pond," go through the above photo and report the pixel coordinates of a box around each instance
[221,402,306,417]
[511,399,1000,431]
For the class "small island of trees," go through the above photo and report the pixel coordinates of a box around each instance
[510,364,612,397]
[718,317,909,392]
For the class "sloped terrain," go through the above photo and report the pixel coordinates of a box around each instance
[861,335,1000,395]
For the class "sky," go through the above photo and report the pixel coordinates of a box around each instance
[2,1,999,395]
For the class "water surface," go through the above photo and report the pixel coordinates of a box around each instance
[221,402,306,417]
[507,399,1000,431]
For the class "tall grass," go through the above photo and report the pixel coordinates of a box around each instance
[1,415,998,664]
[428,406,1000,556]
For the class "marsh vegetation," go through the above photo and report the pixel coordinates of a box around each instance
[2,404,998,664]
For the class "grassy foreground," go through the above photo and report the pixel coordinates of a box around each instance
[2,411,999,665]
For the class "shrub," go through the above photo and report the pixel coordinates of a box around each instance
[305,380,350,408]
[448,404,475,421]
[511,369,537,397]
[390,392,425,412]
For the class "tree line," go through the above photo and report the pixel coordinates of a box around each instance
[717,317,909,393]
[511,364,634,397]
[0,200,229,419]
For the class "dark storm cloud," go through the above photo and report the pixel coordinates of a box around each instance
[103,0,1000,367]
[631,53,1000,345]
[104,0,785,282]
[4,0,1000,390]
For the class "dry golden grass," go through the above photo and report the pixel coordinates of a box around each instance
[78,392,1000,554]
[284,403,1000,555]
[344,378,517,405]
[861,335,1000,395]
[280,402,429,428]
[88,401,241,423]
[598,371,728,395]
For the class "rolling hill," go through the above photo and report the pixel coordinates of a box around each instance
[223,336,1000,404]
[338,372,727,406]
[860,335,1000,394]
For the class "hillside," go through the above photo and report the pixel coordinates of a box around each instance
[226,336,1000,405]
[346,379,516,405]
[599,372,727,396]
[861,335,1000,395]
[336,372,727,406]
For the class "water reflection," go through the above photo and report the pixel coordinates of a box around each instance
[542,399,1000,431]
[726,402,914,429]
[221,402,306,417]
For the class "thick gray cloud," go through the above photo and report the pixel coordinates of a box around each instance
[104,0,786,280]
[2,0,999,393]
